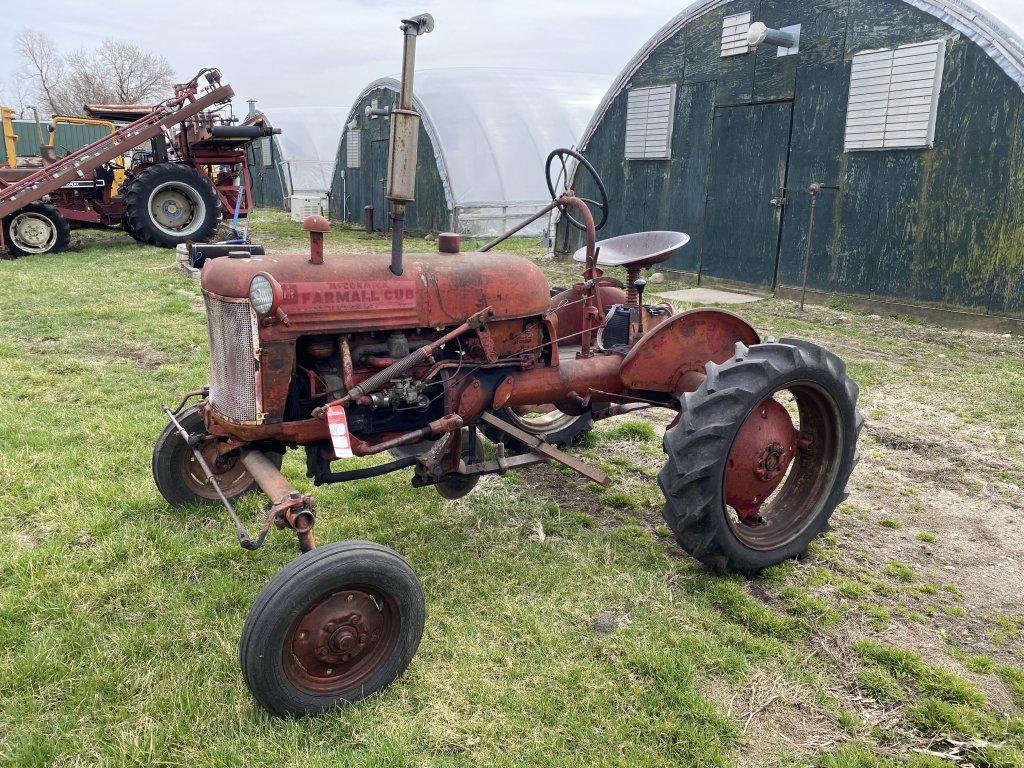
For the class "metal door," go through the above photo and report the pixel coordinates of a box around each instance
[700,102,794,289]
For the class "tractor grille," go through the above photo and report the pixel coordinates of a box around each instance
[205,295,260,423]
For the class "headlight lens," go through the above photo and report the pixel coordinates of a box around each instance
[249,274,276,315]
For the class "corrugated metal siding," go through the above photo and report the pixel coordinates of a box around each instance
[562,0,1024,321]
[52,123,111,155]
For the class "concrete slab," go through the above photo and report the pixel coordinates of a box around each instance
[655,287,762,305]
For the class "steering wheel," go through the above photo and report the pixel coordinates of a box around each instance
[545,148,609,232]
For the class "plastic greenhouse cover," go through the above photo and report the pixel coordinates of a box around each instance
[261,106,349,194]
[352,69,611,208]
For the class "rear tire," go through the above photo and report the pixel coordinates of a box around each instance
[240,541,425,717]
[124,163,221,248]
[482,406,597,454]
[658,341,862,576]
[2,202,71,257]
[152,404,282,507]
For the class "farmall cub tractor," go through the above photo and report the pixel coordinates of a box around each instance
[154,15,861,717]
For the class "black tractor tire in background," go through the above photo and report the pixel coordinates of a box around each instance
[118,178,142,241]
[124,163,221,248]
[659,341,863,576]
[482,406,598,454]
[2,201,71,257]
[240,541,425,717]
[152,405,283,507]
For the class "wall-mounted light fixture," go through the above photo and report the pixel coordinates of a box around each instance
[747,22,801,56]
[365,99,391,119]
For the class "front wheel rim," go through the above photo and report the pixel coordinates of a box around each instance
[148,181,206,237]
[284,586,401,694]
[722,382,843,551]
[9,212,58,253]
[179,439,252,500]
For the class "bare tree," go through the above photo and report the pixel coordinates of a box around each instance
[13,31,175,116]
[15,30,70,115]
[65,39,174,107]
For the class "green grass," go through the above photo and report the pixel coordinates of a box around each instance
[1,210,1022,767]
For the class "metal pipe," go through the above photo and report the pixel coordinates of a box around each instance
[390,203,406,275]
[313,455,417,486]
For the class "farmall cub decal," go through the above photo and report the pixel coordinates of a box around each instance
[281,281,417,313]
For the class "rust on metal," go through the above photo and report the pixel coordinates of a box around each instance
[724,397,797,524]
[619,309,760,394]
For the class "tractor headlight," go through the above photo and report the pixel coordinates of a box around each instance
[249,273,281,316]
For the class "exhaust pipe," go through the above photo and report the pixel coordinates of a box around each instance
[387,13,435,275]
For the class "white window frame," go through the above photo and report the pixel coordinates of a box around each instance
[844,39,946,152]
[346,128,361,168]
[721,12,753,58]
[624,84,676,160]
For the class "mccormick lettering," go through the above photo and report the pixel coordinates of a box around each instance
[281,281,417,313]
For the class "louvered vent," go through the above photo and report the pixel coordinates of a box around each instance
[624,85,676,160]
[845,40,946,151]
[260,136,273,167]
[721,12,753,57]
[346,128,361,168]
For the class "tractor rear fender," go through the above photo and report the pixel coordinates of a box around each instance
[619,309,760,395]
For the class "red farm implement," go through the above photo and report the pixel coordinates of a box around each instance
[0,69,276,257]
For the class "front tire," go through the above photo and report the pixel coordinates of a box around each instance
[2,202,71,257]
[124,163,221,248]
[240,541,425,717]
[658,341,862,575]
[152,404,281,507]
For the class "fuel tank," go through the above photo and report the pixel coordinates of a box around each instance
[201,250,552,332]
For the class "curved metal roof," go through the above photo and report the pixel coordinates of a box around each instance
[579,0,1024,151]
[345,68,611,209]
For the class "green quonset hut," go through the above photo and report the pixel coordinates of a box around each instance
[331,69,610,237]
[246,106,348,211]
[559,0,1024,328]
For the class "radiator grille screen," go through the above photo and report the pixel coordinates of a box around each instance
[205,296,259,422]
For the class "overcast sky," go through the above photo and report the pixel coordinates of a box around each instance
[2,0,1022,111]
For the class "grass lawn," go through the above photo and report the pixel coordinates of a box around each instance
[0,210,1022,767]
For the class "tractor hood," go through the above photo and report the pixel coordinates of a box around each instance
[201,250,552,332]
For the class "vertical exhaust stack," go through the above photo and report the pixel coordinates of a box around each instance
[387,13,435,276]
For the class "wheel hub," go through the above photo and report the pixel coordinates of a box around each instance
[10,213,57,252]
[725,397,797,524]
[287,589,395,689]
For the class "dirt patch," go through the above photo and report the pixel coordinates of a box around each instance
[113,343,173,371]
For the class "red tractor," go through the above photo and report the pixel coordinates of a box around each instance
[153,15,862,717]
[0,69,275,257]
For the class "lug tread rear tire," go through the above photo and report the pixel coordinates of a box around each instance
[124,163,221,248]
[658,341,863,576]
[239,541,425,717]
